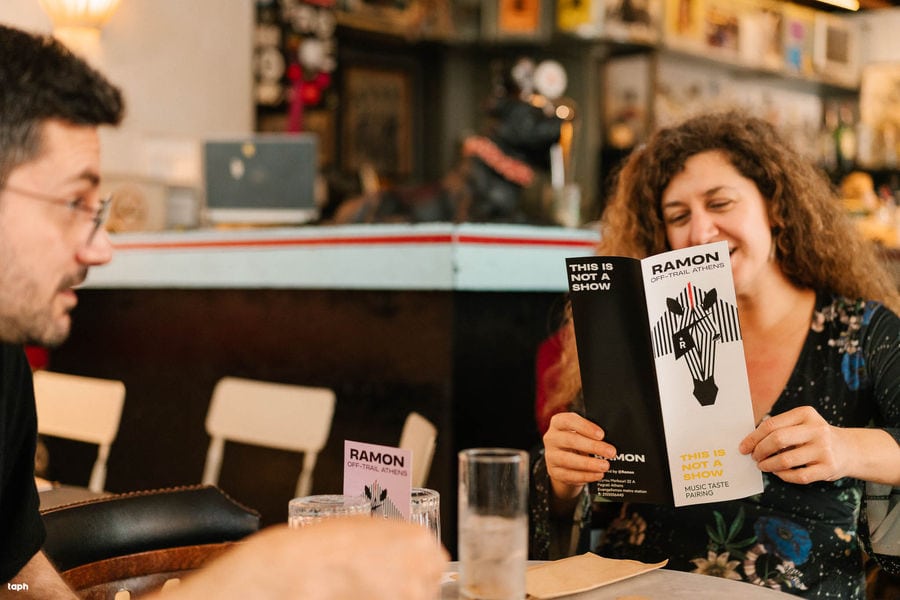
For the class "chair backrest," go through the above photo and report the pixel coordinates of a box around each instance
[33,370,126,493]
[399,411,437,488]
[61,542,237,600]
[42,485,258,576]
[202,376,336,498]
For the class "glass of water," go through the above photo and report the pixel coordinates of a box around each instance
[288,494,371,528]
[458,448,529,600]
[410,487,440,543]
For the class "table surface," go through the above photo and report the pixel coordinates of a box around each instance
[441,562,797,599]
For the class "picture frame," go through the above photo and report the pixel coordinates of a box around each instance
[663,0,704,51]
[340,65,413,178]
[334,0,454,39]
[701,0,742,60]
[557,0,604,37]
[304,108,337,170]
[813,13,860,87]
[859,63,900,169]
[498,0,541,35]
[482,0,553,41]
[604,54,652,149]
[602,0,662,45]
[736,0,783,71]
[781,2,816,77]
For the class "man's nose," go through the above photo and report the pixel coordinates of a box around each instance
[76,227,114,266]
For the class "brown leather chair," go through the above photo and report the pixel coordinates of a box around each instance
[59,542,237,599]
[41,485,260,598]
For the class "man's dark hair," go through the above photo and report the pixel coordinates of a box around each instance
[0,24,124,184]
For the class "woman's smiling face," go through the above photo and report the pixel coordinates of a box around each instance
[660,150,779,298]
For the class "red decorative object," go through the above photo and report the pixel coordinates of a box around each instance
[287,64,334,133]
[255,2,337,133]
[462,136,535,187]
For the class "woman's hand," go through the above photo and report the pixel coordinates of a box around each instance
[739,406,849,484]
[740,406,900,486]
[543,412,617,505]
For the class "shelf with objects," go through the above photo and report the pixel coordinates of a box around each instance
[250,0,870,229]
[578,0,863,211]
[826,62,900,259]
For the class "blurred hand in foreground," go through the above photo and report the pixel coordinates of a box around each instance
[156,517,448,600]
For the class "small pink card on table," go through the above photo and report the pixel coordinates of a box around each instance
[343,440,412,520]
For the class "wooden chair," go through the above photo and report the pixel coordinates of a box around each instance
[33,370,126,493]
[399,411,437,488]
[201,376,336,498]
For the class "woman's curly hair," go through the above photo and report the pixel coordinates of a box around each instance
[541,110,900,422]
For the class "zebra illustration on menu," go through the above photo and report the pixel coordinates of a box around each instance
[365,481,404,520]
[650,282,742,406]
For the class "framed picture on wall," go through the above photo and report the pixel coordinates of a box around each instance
[558,0,604,37]
[603,0,662,44]
[702,0,741,59]
[482,0,552,40]
[813,13,860,87]
[333,0,446,38]
[340,65,413,178]
[304,108,337,170]
[663,0,703,51]
[499,0,542,34]
[736,0,783,71]
[859,63,900,169]
[782,2,816,77]
[604,54,652,149]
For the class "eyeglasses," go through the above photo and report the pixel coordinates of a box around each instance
[1,184,112,246]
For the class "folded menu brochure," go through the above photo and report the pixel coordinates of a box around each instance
[526,553,667,599]
[565,241,763,506]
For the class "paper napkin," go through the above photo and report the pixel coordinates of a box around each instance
[525,553,667,599]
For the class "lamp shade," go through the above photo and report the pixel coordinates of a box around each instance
[38,0,123,30]
[814,0,859,9]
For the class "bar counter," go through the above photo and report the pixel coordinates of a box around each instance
[83,223,600,291]
[49,223,599,557]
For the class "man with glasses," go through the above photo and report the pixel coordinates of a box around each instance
[0,24,445,599]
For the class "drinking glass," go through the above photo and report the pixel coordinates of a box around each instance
[288,494,371,528]
[410,487,441,543]
[458,448,529,600]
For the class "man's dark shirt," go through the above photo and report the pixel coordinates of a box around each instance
[0,344,45,582]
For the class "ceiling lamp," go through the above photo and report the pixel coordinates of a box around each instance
[814,0,860,10]
[38,0,123,33]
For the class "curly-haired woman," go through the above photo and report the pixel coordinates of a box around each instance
[533,111,900,598]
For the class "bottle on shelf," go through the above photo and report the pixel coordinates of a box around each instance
[835,102,858,176]
[818,102,839,176]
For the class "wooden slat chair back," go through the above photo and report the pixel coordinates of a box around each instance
[398,411,437,488]
[33,370,126,493]
[201,376,336,498]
